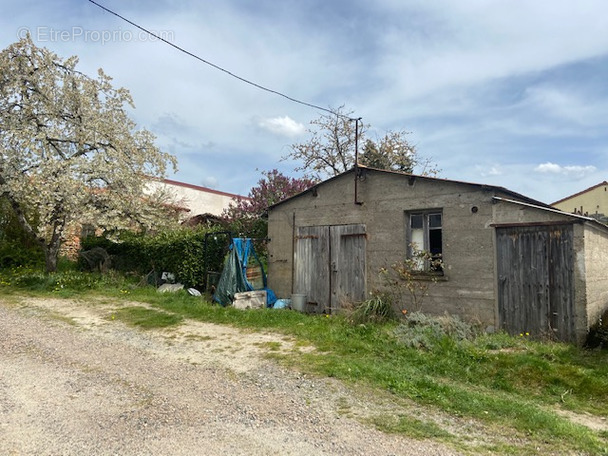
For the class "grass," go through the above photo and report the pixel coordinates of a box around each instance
[370,414,454,440]
[2,266,608,455]
[108,306,183,329]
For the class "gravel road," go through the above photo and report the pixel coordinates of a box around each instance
[0,296,461,455]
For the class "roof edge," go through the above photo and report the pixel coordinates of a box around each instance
[551,181,608,206]
[268,165,552,210]
[493,196,608,231]
[156,177,249,200]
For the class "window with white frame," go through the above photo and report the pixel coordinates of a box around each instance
[407,211,443,272]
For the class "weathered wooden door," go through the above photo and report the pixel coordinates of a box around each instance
[295,224,366,313]
[294,226,330,313]
[496,224,575,341]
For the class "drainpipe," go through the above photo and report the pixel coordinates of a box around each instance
[354,117,363,205]
[291,211,296,294]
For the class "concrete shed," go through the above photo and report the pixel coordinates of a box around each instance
[267,166,608,344]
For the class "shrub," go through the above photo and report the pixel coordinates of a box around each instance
[585,309,608,350]
[0,240,43,269]
[378,248,444,314]
[349,292,395,324]
[80,226,231,289]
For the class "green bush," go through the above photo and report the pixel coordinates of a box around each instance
[0,240,43,269]
[80,227,232,289]
[0,196,43,269]
[585,309,608,350]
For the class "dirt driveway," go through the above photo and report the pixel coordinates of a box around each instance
[0,296,459,456]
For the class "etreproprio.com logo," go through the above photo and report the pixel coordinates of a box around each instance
[17,26,175,45]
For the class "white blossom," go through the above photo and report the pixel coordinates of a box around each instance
[0,35,178,271]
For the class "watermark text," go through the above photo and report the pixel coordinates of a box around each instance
[17,26,175,45]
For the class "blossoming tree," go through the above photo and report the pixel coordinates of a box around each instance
[222,169,316,242]
[0,36,177,272]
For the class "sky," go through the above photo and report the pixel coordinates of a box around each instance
[2,0,608,204]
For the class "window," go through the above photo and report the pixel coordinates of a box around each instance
[407,211,443,272]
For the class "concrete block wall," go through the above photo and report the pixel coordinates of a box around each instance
[269,171,504,326]
[582,224,608,328]
[267,169,608,341]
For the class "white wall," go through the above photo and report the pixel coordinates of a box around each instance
[146,179,245,218]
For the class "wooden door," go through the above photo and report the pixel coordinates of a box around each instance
[294,226,330,313]
[295,224,366,313]
[329,224,367,313]
[496,224,575,341]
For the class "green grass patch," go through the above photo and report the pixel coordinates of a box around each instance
[0,263,139,297]
[371,414,454,440]
[109,306,183,329]
[255,341,282,351]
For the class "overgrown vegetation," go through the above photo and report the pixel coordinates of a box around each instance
[0,196,44,269]
[348,292,395,324]
[393,311,479,350]
[0,263,136,297]
[1,267,607,455]
[81,226,231,289]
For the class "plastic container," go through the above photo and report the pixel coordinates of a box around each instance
[273,299,290,309]
[291,294,307,312]
[233,290,267,310]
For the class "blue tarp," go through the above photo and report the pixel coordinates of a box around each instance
[213,238,277,307]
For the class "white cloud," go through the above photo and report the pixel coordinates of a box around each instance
[484,166,502,177]
[535,162,597,177]
[257,116,306,137]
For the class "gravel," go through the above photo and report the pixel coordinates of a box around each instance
[0,296,461,455]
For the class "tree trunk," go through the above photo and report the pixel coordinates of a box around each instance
[44,240,61,273]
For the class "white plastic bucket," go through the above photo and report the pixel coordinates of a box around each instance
[291,294,307,312]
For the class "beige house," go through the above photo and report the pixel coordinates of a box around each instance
[146,178,246,223]
[267,166,608,344]
[552,181,608,223]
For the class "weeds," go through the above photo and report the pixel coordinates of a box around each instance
[349,292,395,324]
[379,247,444,315]
[394,311,480,350]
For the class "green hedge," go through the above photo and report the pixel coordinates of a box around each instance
[0,240,44,269]
[81,227,231,289]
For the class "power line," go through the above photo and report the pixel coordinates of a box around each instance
[87,0,356,121]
